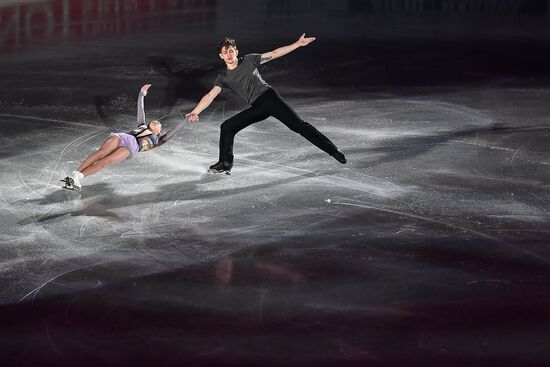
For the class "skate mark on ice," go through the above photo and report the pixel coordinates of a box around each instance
[0,190,20,216]
[492,229,550,233]
[45,130,105,190]
[334,201,550,265]
[18,262,110,304]
[510,137,536,167]
[45,322,66,359]
[173,146,408,200]
[68,130,107,150]
[258,288,268,327]
[78,217,96,238]
[237,157,408,200]
[0,113,101,129]
[19,169,45,200]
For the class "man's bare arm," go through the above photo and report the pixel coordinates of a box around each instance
[260,33,316,64]
[185,86,222,121]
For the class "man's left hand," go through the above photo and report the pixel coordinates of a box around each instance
[297,33,316,47]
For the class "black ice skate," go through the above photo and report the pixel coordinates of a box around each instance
[331,150,347,164]
[208,162,232,175]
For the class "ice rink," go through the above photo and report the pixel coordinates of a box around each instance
[1,1,549,366]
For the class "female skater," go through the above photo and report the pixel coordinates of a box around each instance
[63,84,181,190]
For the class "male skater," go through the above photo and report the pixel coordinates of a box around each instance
[185,34,346,174]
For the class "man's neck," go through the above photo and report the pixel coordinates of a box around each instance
[226,59,238,70]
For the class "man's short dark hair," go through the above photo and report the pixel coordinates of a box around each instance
[218,37,237,53]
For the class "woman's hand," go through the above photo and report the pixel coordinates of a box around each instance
[141,84,152,95]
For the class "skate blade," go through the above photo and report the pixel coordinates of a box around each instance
[60,177,79,190]
[208,169,231,175]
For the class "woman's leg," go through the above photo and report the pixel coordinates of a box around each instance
[80,147,130,176]
[78,136,120,174]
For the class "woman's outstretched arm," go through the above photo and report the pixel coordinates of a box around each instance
[137,84,151,126]
[157,116,187,147]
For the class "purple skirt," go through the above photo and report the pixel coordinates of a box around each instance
[110,133,139,158]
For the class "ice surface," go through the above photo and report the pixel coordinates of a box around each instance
[1,1,550,365]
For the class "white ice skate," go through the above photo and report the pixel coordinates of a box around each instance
[61,171,84,190]
[61,176,75,190]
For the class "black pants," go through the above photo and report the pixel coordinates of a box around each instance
[218,88,340,167]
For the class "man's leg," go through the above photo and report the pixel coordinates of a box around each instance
[268,91,346,163]
[214,105,270,171]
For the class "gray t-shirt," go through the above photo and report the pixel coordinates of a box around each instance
[214,54,271,104]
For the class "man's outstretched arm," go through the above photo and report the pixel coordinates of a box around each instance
[185,86,222,122]
[260,33,316,64]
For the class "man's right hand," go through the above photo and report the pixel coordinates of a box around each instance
[185,113,199,122]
